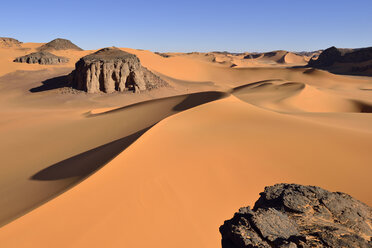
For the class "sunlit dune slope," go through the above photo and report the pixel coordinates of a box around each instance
[0,96,371,248]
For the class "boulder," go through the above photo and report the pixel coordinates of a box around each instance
[69,47,169,93]
[220,184,372,248]
[39,38,83,51]
[13,51,69,65]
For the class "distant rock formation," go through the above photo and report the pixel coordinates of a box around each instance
[220,184,372,248]
[0,37,22,48]
[39,38,83,51]
[155,52,171,58]
[13,51,69,65]
[69,47,169,93]
[308,46,372,76]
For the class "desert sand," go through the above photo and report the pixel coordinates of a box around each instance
[0,41,371,248]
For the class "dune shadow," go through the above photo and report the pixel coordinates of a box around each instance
[172,91,228,111]
[32,91,228,180]
[31,126,153,181]
[301,66,372,77]
[354,101,372,113]
[87,91,229,118]
[30,75,70,92]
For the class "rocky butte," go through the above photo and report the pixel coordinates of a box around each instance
[220,183,372,248]
[38,38,83,51]
[13,51,69,65]
[69,47,169,93]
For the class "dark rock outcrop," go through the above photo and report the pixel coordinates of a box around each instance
[155,52,171,58]
[39,38,83,51]
[220,184,372,248]
[13,51,69,65]
[69,47,169,93]
[0,37,22,48]
[308,46,372,76]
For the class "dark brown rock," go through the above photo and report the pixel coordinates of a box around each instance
[69,47,169,93]
[13,51,69,65]
[220,184,372,248]
[39,38,83,51]
[308,46,372,76]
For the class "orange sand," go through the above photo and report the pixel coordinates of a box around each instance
[0,43,371,248]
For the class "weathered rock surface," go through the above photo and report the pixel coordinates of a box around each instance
[0,37,22,48]
[220,184,372,248]
[308,46,372,76]
[69,47,169,93]
[13,51,69,65]
[39,38,83,51]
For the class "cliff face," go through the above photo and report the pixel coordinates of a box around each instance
[70,47,168,93]
[13,51,69,65]
[220,184,372,248]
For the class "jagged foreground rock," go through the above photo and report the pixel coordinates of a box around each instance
[13,51,69,65]
[0,37,22,48]
[220,184,372,248]
[38,38,83,51]
[70,47,169,93]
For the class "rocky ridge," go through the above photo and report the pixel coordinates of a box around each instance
[308,46,372,76]
[0,37,22,48]
[13,51,69,65]
[38,38,83,51]
[220,183,372,248]
[69,47,169,93]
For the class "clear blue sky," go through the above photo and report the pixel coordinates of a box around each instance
[1,0,371,52]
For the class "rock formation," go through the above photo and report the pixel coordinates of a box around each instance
[13,51,69,65]
[69,47,169,93]
[38,38,83,51]
[308,46,372,76]
[0,37,22,48]
[220,184,372,248]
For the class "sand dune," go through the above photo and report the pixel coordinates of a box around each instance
[233,80,370,113]
[0,42,371,247]
[0,95,371,248]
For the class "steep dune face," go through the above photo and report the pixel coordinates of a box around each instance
[281,52,307,64]
[0,43,372,248]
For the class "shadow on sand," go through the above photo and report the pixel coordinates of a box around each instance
[173,91,228,111]
[29,75,70,92]
[31,90,229,181]
[86,91,229,117]
[31,126,153,180]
